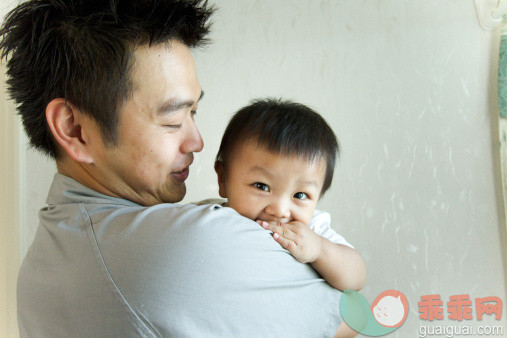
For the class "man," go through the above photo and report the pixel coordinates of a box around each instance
[1,0,355,336]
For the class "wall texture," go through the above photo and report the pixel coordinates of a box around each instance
[17,0,506,336]
[0,59,21,338]
[1,2,24,337]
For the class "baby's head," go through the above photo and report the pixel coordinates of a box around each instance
[215,98,339,225]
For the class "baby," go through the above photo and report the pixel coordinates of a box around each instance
[206,98,366,292]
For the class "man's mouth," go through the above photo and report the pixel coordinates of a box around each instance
[171,167,190,182]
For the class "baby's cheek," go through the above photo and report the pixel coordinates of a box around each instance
[293,208,315,225]
[228,195,258,221]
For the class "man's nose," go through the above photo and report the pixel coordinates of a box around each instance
[181,116,204,153]
[264,200,291,220]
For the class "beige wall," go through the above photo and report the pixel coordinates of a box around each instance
[0,57,21,338]
[1,2,23,337]
[4,0,507,336]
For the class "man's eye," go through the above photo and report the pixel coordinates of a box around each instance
[163,124,182,130]
[253,182,270,192]
[293,192,308,200]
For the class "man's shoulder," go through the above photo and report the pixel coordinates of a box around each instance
[191,197,227,206]
[22,189,343,336]
[100,202,342,336]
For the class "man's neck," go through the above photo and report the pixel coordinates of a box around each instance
[56,157,176,207]
[56,159,124,200]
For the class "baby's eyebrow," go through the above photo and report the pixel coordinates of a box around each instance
[296,179,321,188]
[248,165,275,179]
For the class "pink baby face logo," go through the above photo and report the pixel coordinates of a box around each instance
[371,290,409,328]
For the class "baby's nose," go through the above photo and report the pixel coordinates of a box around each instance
[265,201,291,220]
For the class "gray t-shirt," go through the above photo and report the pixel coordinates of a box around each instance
[17,174,343,337]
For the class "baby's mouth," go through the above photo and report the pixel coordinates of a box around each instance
[256,217,290,224]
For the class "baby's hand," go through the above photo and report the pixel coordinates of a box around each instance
[258,220,323,263]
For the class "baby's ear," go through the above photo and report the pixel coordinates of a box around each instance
[214,161,227,198]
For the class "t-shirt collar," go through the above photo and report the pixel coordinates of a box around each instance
[46,173,140,207]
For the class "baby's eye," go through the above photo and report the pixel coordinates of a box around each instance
[293,192,308,200]
[253,182,270,192]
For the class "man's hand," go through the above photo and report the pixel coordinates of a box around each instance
[258,220,323,263]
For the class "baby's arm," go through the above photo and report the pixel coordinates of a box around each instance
[308,210,366,291]
[258,220,366,291]
[311,236,366,291]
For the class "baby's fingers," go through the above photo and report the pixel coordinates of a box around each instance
[256,220,275,229]
[272,232,295,252]
[259,221,295,240]
[256,220,277,232]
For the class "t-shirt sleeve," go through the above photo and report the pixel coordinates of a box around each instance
[98,203,344,337]
[309,209,354,249]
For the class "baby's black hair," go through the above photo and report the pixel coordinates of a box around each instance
[216,98,339,196]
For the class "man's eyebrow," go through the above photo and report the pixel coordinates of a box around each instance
[155,90,204,116]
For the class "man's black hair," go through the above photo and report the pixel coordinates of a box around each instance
[0,0,215,158]
[216,98,340,196]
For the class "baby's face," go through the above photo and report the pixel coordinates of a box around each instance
[216,141,326,225]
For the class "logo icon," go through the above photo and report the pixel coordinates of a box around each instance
[340,289,409,336]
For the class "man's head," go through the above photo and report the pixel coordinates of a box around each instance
[0,0,214,158]
[215,98,339,224]
[0,0,214,205]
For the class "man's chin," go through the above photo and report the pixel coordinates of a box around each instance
[160,183,186,203]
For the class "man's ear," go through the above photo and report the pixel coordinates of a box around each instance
[214,161,227,198]
[45,98,94,163]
